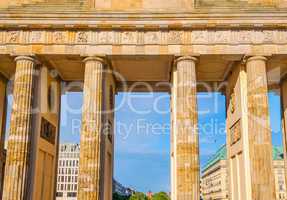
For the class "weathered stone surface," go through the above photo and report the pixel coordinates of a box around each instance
[78,56,104,200]
[281,78,287,196]
[226,62,252,200]
[0,30,287,46]
[226,57,276,200]
[1,0,286,10]
[0,75,7,199]
[172,56,199,200]
[2,56,35,200]
[246,56,276,200]
[0,1,287,200]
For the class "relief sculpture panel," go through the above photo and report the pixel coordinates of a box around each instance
[1,29,287,45]
[230,119,241,145]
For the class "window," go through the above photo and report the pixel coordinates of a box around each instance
[67,192,77,197]
[56,192,63,197]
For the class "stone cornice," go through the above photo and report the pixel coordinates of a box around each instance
[0,12,287,29]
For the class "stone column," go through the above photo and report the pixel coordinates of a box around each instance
[172,56,199,200]
[78,56,104,200]
[0,74,7,199]
[246,56,276,200]
[280,77,287,194]
[2,56,36,200]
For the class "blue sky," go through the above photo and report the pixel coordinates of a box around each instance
[4,91,284,193]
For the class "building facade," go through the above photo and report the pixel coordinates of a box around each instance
[201,146,287,200]
[0,1,287,200]
[56,144,80,200]
[56,144,131,200]
[113,179,134,197]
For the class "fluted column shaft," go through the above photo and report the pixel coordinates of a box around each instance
[2,56,36,200]
[246,56,276,200]
[280,78,287,199]
[0,74,7,200]
[173,56,199,200]
[78,57,104,200]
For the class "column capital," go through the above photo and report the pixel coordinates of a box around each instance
[175,56,198,64]
[14,55,36,63]
[83,56,105,64]
[244,55,268,63]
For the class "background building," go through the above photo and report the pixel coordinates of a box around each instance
[113,179,135,196]
[56,144,133,200]
[201,145,287,200]
[56,144,80,200]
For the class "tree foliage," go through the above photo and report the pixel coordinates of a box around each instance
[113,193,130,200]
[128,192,148,200]
[113,191,170,200]
[151,192,170,200]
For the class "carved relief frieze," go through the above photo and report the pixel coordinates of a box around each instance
[53,31,65,43]
[77,31,89,43]
[209,30,230,43]
[30,31,45,43]
[168,31,184,44]
[121,31,137,44]
[230,119,241,145]
[7,31,20,43]
[0,29,287,45]
[144,31,160,44]
[97,31,114,44]
[191,30,208,43]
[262,30,274,43]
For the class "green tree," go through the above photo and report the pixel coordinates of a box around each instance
[129,192,148,200]
[151,192,170,200]
[113,193,130,200]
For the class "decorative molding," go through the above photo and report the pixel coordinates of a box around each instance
[175,56,198,64]
[230,119,241,145]
[14,55,36,63]
[0,29,287,45]
[83,56,106,64]
[40,117,56,145]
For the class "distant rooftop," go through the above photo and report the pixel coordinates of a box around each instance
[202,145,284,173]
